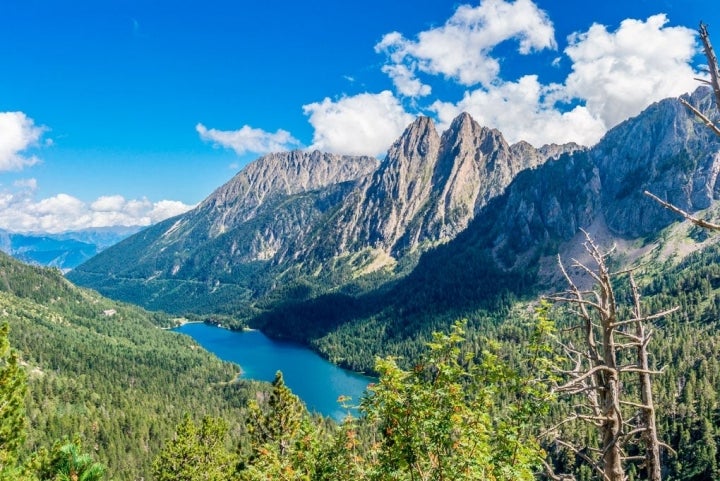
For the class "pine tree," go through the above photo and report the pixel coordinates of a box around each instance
[152,414,235,481]
[240,371,320,480]
[38,441,106,481]
[0,322,27,478]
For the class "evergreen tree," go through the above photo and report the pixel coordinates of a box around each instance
[239,371,321,480]
[36,441,106,481]
[152,414,235,481]
[0,322,27,478]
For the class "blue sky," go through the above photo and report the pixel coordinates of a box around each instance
[0,0,717,232]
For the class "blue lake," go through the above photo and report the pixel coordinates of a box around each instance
[173,323,372,421]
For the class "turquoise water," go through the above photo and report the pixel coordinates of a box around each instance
[173,323,371,421]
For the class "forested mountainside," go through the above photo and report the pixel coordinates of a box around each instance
[7,236,720,480]
[0,252,258,480]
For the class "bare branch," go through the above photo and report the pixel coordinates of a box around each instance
[679,97,720,137]
[659,442,678,456]
[554,365,617,392]
[609,306,681,328]
[643,190,720,230]
[699,22,720,110]
[619,400,652,410]
[555,439,612,481]
[541,458,577,481]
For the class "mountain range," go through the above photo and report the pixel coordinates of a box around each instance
[68,86,720,370]
[0,226,142,271]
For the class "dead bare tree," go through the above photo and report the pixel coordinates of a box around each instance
[546,231,678,481]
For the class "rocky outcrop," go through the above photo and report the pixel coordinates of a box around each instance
[452,87,720,275]
[329,116,442,253]
[196,150,379,238]
[593,88,720,237]
[302,113,569,263]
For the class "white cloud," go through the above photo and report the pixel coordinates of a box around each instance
[375,0,556,94]
[381,64,432,97]
[13,178,38,190]
[147,200,194,223]
[0,112,46,171]
[90,195,127,212]
[196,4,700,157]
[430,75,606,146]
[414,10,700,147]
[196,123,302,155]
[0,183,194,233]
[561,14,699,128]
[302,91,415,156]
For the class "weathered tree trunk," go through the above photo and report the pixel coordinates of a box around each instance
[597,255,625,481]
[631,276,662,481]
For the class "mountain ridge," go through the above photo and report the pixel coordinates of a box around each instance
[69,88,720,357]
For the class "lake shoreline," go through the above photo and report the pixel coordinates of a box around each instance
[173,322,371,421]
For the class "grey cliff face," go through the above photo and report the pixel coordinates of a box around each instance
[197,150,379,239]
[309,113,564,261]
[464,86,720,271]
[593,87,720,237]
[325,116,442,254]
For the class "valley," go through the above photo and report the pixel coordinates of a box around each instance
[5,3,720,480]
[70,87,720,373]
[6,80,720,481]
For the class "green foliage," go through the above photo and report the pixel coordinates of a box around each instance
[359,320,547,481]
[239,371,321,480]
[152,415,236,481]
[35,440,106,481]
[0,322,28,477]
[0,252,255,480]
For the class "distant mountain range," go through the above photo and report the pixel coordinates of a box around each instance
[0,226,142,271]
[68,87,720,368]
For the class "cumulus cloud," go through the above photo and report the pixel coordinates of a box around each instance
[0,183,194,233]
[561,14,698,129]
[375,0,556,94]
[0,112,46,171]
[196,123,302,155]
[302,91,415,156]
[430,75,606,146]
[411,8,699,147]
[381,64,432,98]
[199,3,701,157]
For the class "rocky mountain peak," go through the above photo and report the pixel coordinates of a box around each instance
[197,150,379,235]
[386,115,440,164]
[204,150,378,207]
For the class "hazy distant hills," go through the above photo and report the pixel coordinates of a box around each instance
[69,87,720,366]
[0,226,142,271]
